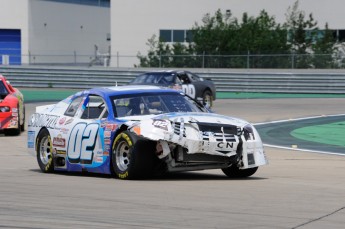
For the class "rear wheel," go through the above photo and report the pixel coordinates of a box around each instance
[36,129,54,173]
[20,105,25,132]
[222,164,258,178]
[111,131,156,180]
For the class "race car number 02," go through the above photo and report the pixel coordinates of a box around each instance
[67,123,99,164]
[182,84,196,99]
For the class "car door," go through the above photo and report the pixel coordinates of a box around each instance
[63,94,108,170]
[178,72,196,99]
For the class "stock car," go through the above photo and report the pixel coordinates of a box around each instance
[0,75,25,135]
[129,70,216,107]
[27,85,267,179]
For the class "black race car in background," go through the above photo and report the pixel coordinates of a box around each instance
[129,70,216,107]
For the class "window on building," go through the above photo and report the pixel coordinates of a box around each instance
[173,30,184,42]
[159,29,194,43]
[159,30,172,42]
[338,30,345,42]
[43,0,110,7]
[186,30,194,43]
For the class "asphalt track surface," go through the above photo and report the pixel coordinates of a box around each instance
[1,98,345,229]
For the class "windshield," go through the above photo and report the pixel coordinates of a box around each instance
[0,81,9,96]
[131,73,178,85]
[111,92,205,117]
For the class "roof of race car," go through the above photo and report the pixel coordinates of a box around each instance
[140,70,189,75]
[86,85,181,97]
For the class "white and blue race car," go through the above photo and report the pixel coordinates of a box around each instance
[27,85,267,179]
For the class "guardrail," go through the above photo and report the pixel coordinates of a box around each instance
[1,65,345,94]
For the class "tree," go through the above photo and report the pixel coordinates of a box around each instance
[284,0,318,68]
[312,23,336,68]
[137,0,337,69]
[137,35,199,68]
[191,9,290,68]
[137,35,175,67]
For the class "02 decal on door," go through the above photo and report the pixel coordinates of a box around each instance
[67,122,100,164]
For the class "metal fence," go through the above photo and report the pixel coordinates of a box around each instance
[1,52,345,69]
[1,65,345,94]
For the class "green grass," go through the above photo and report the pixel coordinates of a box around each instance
[21,88,79,102]
[216,92,345,99]
[291,121,345,147]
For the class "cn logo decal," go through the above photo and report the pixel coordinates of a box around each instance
[217,142,234,149]
[67,123,99,164]
[182,84,196,98]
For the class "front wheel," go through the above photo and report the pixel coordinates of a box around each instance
[36,129,54,173]
[222,165,258,178]
[111,131,156,180]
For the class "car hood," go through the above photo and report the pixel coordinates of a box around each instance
[157,112,248,126]
[119,112,249,128]
[121,112,257,158]
[0,94,17,104]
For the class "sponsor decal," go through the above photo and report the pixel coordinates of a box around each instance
[217,142,234,149]
[28,131,35,148]
[53,134,66,148]
[152,119,169,130]
[28,113,59,129]
[54,149,66,155]
[105,123,117,131]
[103,151,109,156]
[12,112,18,117]
[95,157,103,163]
[100,121,108,128]
[118,171,128,179]
[8,120,18,128]
[59,117,66,125]
[104,139,111,145]
[64,118,74,125]
[104,130,111,138]
[12,108,18,112]
[59,128,69,135]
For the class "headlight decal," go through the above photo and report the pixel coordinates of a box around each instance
[0,106,10,112]
[243,124,255,141]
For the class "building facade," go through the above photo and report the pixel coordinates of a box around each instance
[1,0,345,67]
[110,0,345,67]
[0,0,110,65]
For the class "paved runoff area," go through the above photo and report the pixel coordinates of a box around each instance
[1,93,345,228]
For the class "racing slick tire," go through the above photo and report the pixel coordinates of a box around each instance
[111,130,156,180]
[36,128,54,173]
[20,105,25,132]
[202,90,213,107]
[222,165,258,178]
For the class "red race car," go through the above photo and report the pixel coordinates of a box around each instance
[0,75,25,135]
